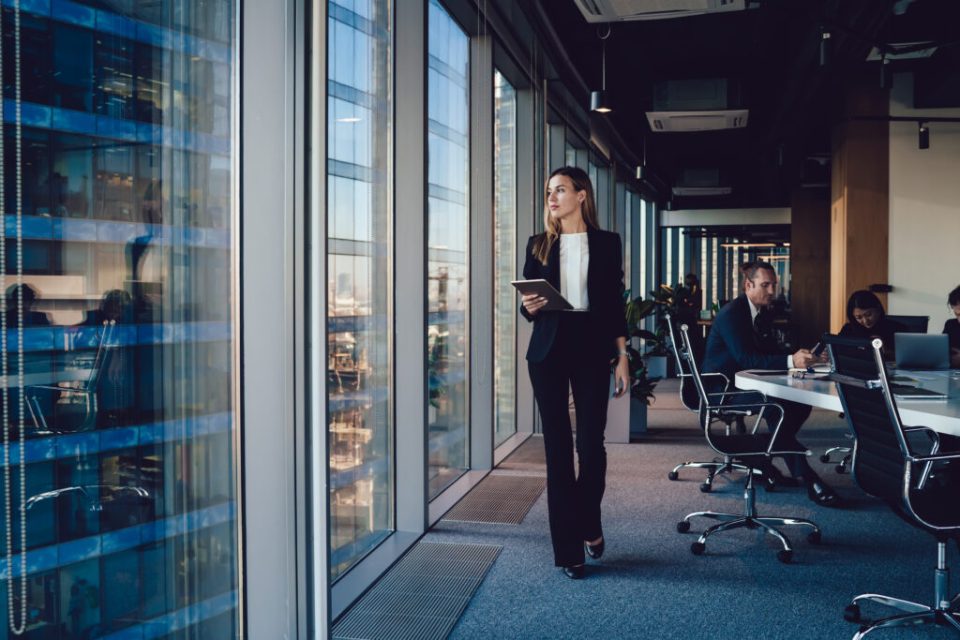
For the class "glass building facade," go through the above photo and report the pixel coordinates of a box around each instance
[426,0,469,500]
[326,0,394,582]
[1,1,238,638]
[0,0,662,635]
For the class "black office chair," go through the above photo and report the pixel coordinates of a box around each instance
[663,312,760,492]
[886,314,929,334]
[821,313,931,473]
[826,334,960,636]
[675,324,821,563]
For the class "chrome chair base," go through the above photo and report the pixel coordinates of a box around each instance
[845,542,960,638]
[819,446,852,474]
[847,602,960,639]
[667,457,762,493]
[676,473,821,563]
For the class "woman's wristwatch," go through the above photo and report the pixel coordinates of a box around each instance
[618,349,629,358]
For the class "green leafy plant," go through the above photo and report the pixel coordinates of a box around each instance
[621,290,659,405]
[648,282,699,356]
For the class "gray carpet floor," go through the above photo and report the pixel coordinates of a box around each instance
[426,379,960,640]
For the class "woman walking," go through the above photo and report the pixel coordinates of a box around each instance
[519,166,629,579]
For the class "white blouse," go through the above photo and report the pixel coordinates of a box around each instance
[559,232,589,310]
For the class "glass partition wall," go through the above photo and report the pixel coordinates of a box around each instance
[326,0,394,581]
[426,0,470,499]
[0,1,240,637]
[493,70,516,448]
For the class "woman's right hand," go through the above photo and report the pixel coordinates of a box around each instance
[522,293,547,316]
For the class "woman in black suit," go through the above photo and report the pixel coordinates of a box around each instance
[838,290,906,357]
[519,166,628,579]
[944,285,960,367]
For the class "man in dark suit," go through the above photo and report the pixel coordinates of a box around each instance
[702,260,839,507]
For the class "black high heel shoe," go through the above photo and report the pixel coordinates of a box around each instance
[561,564,585,579]
[584,538,605,560]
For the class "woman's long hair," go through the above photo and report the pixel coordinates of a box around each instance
[533,166,600,265]
[845,289,886,325]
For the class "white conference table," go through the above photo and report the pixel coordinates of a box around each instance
[735,369,960,437]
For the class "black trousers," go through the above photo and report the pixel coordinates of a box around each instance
[528,313,610,567]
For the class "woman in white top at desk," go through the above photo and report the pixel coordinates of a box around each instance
[519,167,629,579]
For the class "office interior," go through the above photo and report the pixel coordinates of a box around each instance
[0,0,957,637]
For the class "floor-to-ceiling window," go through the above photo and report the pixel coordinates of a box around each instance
[427,0,470,498]
[493,69,516,448]
[0,2,239,637]
[326,0,394,580]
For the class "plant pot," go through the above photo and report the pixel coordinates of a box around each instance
[630,397,648,438]
[643,354,668,380]
[606,376,651,442]
[606,374,630,443]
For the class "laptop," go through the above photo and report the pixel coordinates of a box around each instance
[894,333,950,370]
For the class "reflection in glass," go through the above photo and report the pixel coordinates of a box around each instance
[493,71,516,447]
[326,0,394,580]
[427,0,469,498]
[1,1,238,637]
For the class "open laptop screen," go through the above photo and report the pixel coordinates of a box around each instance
[894,333,950,370]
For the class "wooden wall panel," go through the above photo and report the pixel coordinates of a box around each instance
[790,188,831,347]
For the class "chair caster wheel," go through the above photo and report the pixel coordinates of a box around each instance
[835,465,846,474]
[690,541,705,556]
[676,521,690,533]
[819,453,830,463]
[699,482,712,493]
[843,604,862,623]
[777,549,793,564]
[667,471,679,481]
[807,530,822,545]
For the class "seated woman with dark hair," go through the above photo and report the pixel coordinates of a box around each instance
[944,285,960,368]
[838,290,906,356]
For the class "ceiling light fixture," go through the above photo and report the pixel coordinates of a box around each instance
[818,26,831,67]
[590,26,612,114]
[879,51,893,89]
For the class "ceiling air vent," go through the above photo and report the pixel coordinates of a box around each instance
[646,109,749,132]
[573,0,746,23]
[671,168,732,196]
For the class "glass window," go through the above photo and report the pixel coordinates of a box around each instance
[0,1,239,637]
[326,0,394,581]
[493,70,516,448]
[427,0,469,498]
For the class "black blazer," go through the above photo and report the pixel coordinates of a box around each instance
[702,294,788,380]
[519,228,627,363]
[944,318,960,350]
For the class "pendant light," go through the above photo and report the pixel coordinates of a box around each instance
[591,26,612,113]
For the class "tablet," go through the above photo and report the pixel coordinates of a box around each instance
[511,279,573,311]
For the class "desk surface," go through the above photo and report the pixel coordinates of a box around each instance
[735,369,960,437]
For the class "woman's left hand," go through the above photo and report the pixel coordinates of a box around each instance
[613,355,630,398]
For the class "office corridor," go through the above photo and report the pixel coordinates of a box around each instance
[424,380,958,639]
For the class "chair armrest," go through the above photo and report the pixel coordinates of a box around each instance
[25,384,73,393]
[910,452,960,463]
[699,372,730,389]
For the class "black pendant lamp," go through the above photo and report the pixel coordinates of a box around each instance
[591,26,612,114]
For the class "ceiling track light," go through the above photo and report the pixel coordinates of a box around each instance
[918,122,929,150]
[879,51,893,89]
[818,26,831,67]
[591,26,612,114]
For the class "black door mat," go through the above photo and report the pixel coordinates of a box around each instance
[332,541,501,640]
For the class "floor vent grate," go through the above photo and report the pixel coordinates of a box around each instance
[442,474,545,525]
[332,542,501,640]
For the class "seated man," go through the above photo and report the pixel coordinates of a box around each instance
[702,260,840,507]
